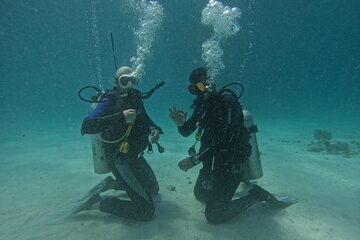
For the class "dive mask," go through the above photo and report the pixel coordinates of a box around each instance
[117,72,139,89]
[188,82,206,95]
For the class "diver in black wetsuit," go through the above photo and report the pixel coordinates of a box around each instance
[74,66,163,221]
[169,67,295,224]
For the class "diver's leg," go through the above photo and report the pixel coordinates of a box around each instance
[98,162,155,221]
[205,177,295,224]
[204,172,242,224]
[194,168,214,203]
[131,156,159,195]
[99,193,154,221]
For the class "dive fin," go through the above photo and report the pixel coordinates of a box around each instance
[78,176,115,202]
[249,185,297,209]
[72,193,101,214]
[267,194,298,209]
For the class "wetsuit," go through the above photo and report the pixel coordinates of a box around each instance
[178,92,255,224]
[81,88,162,221]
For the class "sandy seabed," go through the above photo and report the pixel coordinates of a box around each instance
[0,119,359,240]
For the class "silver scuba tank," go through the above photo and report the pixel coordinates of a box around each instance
[89,102,111,174]
[243,110,263,180]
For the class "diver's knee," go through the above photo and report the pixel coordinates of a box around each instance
[194,184,210,202]
[194,190,208,203]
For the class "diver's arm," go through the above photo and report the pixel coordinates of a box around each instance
[81,98,124,135]
[178,110,198,137]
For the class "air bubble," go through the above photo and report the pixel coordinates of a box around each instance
[130,1,164,79]
[201,1,241,81]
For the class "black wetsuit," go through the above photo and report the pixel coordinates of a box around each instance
[178,92,254,224]
[81,88,162,221]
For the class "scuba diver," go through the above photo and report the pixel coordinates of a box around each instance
[169,67,296,224]
[74,66,163,221]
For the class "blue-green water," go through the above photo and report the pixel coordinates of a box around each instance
[0,1,359,239]
[1,0,359,131]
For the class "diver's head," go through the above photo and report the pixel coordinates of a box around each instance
[188,67,214,97]
[115,66,139,91]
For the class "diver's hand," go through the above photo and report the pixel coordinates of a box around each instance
[178,157,195,172]
[123,109,137,123]
[169,106,187,127]
[150,128,160,143]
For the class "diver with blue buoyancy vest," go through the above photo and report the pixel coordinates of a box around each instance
[169,67,296,224]
[74,66,164,221]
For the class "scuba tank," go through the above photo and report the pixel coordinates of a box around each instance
[90,135,112,174]
[242,109,263,180]
[89,102,112,174]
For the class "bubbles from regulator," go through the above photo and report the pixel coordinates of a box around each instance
[201,0,241,82]
[202,1,241,39]
[89,0,103,89]
[202,39,224,80]
[130,1,164,79]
